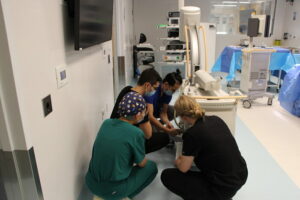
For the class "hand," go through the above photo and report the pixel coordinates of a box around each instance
[166,128,180,136]
[166,122,174,129]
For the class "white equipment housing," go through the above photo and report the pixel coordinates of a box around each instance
[194,70,221,91]
[179,6,201,42]
[240,50,270,93]
[179,7,216,75]
[168,17,180,26]
[240,48,275,108]
[183,70,237,135]
[136,43,155,66]
[180,6,202,78]
[135,43,155,73]
[199,23,216,72]
[183,86,237,134]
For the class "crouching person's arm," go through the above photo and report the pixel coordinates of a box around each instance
[139,121,152,139]
[175,155,194,173]
[132,128,148,168]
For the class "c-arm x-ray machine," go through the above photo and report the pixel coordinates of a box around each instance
[173,6,247,158]
[176,6,245,133]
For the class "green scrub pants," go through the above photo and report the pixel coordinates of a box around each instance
[94,160,157,200]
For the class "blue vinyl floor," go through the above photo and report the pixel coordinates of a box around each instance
[134,117,300,200]
[79,117,300,200]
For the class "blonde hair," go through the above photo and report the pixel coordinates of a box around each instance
[174,95,205,119]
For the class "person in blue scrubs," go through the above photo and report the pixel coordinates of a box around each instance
[144,70,183,138]
[110,68,161,143]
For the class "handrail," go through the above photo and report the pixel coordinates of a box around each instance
[184,25,192,79]
[199,25,208,72]
[191,95,247,100]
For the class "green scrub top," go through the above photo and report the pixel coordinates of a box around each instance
[86,118,145,184]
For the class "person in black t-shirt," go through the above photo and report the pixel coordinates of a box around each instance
[161,95,248,200]
[111,68,170,154]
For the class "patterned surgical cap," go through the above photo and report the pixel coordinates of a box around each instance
[118,91,146,118]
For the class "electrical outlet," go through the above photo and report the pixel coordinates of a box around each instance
[42,95,52,117]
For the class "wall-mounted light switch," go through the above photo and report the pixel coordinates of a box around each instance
[56,65,68,89]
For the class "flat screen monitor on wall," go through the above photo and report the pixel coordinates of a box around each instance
[74,0,113,50]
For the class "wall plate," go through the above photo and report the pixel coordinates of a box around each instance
[55,65,68,89]
[42,95,52,117]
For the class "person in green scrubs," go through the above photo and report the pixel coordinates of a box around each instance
[86,92,158,200]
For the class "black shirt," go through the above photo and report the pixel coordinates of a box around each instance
[110,86,149,125]
[182,116,248,190]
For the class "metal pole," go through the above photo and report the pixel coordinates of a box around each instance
[249,37,254,48]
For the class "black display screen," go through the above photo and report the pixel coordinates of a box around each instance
[74,0,113,50]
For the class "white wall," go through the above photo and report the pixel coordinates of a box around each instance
[0,1,27,151]
[124,0,135,84]
[133,0,286,62]
[115,0,135,88]
[1,1,114,200]
[282,1,300,47]
[0,99,7,150]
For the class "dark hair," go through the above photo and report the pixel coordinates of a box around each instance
[137,68,162,86]
[163,69,182,86]
[139,33,147,43]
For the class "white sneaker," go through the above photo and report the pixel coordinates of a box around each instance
[93,195,104,200]
[94,195,130,200]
